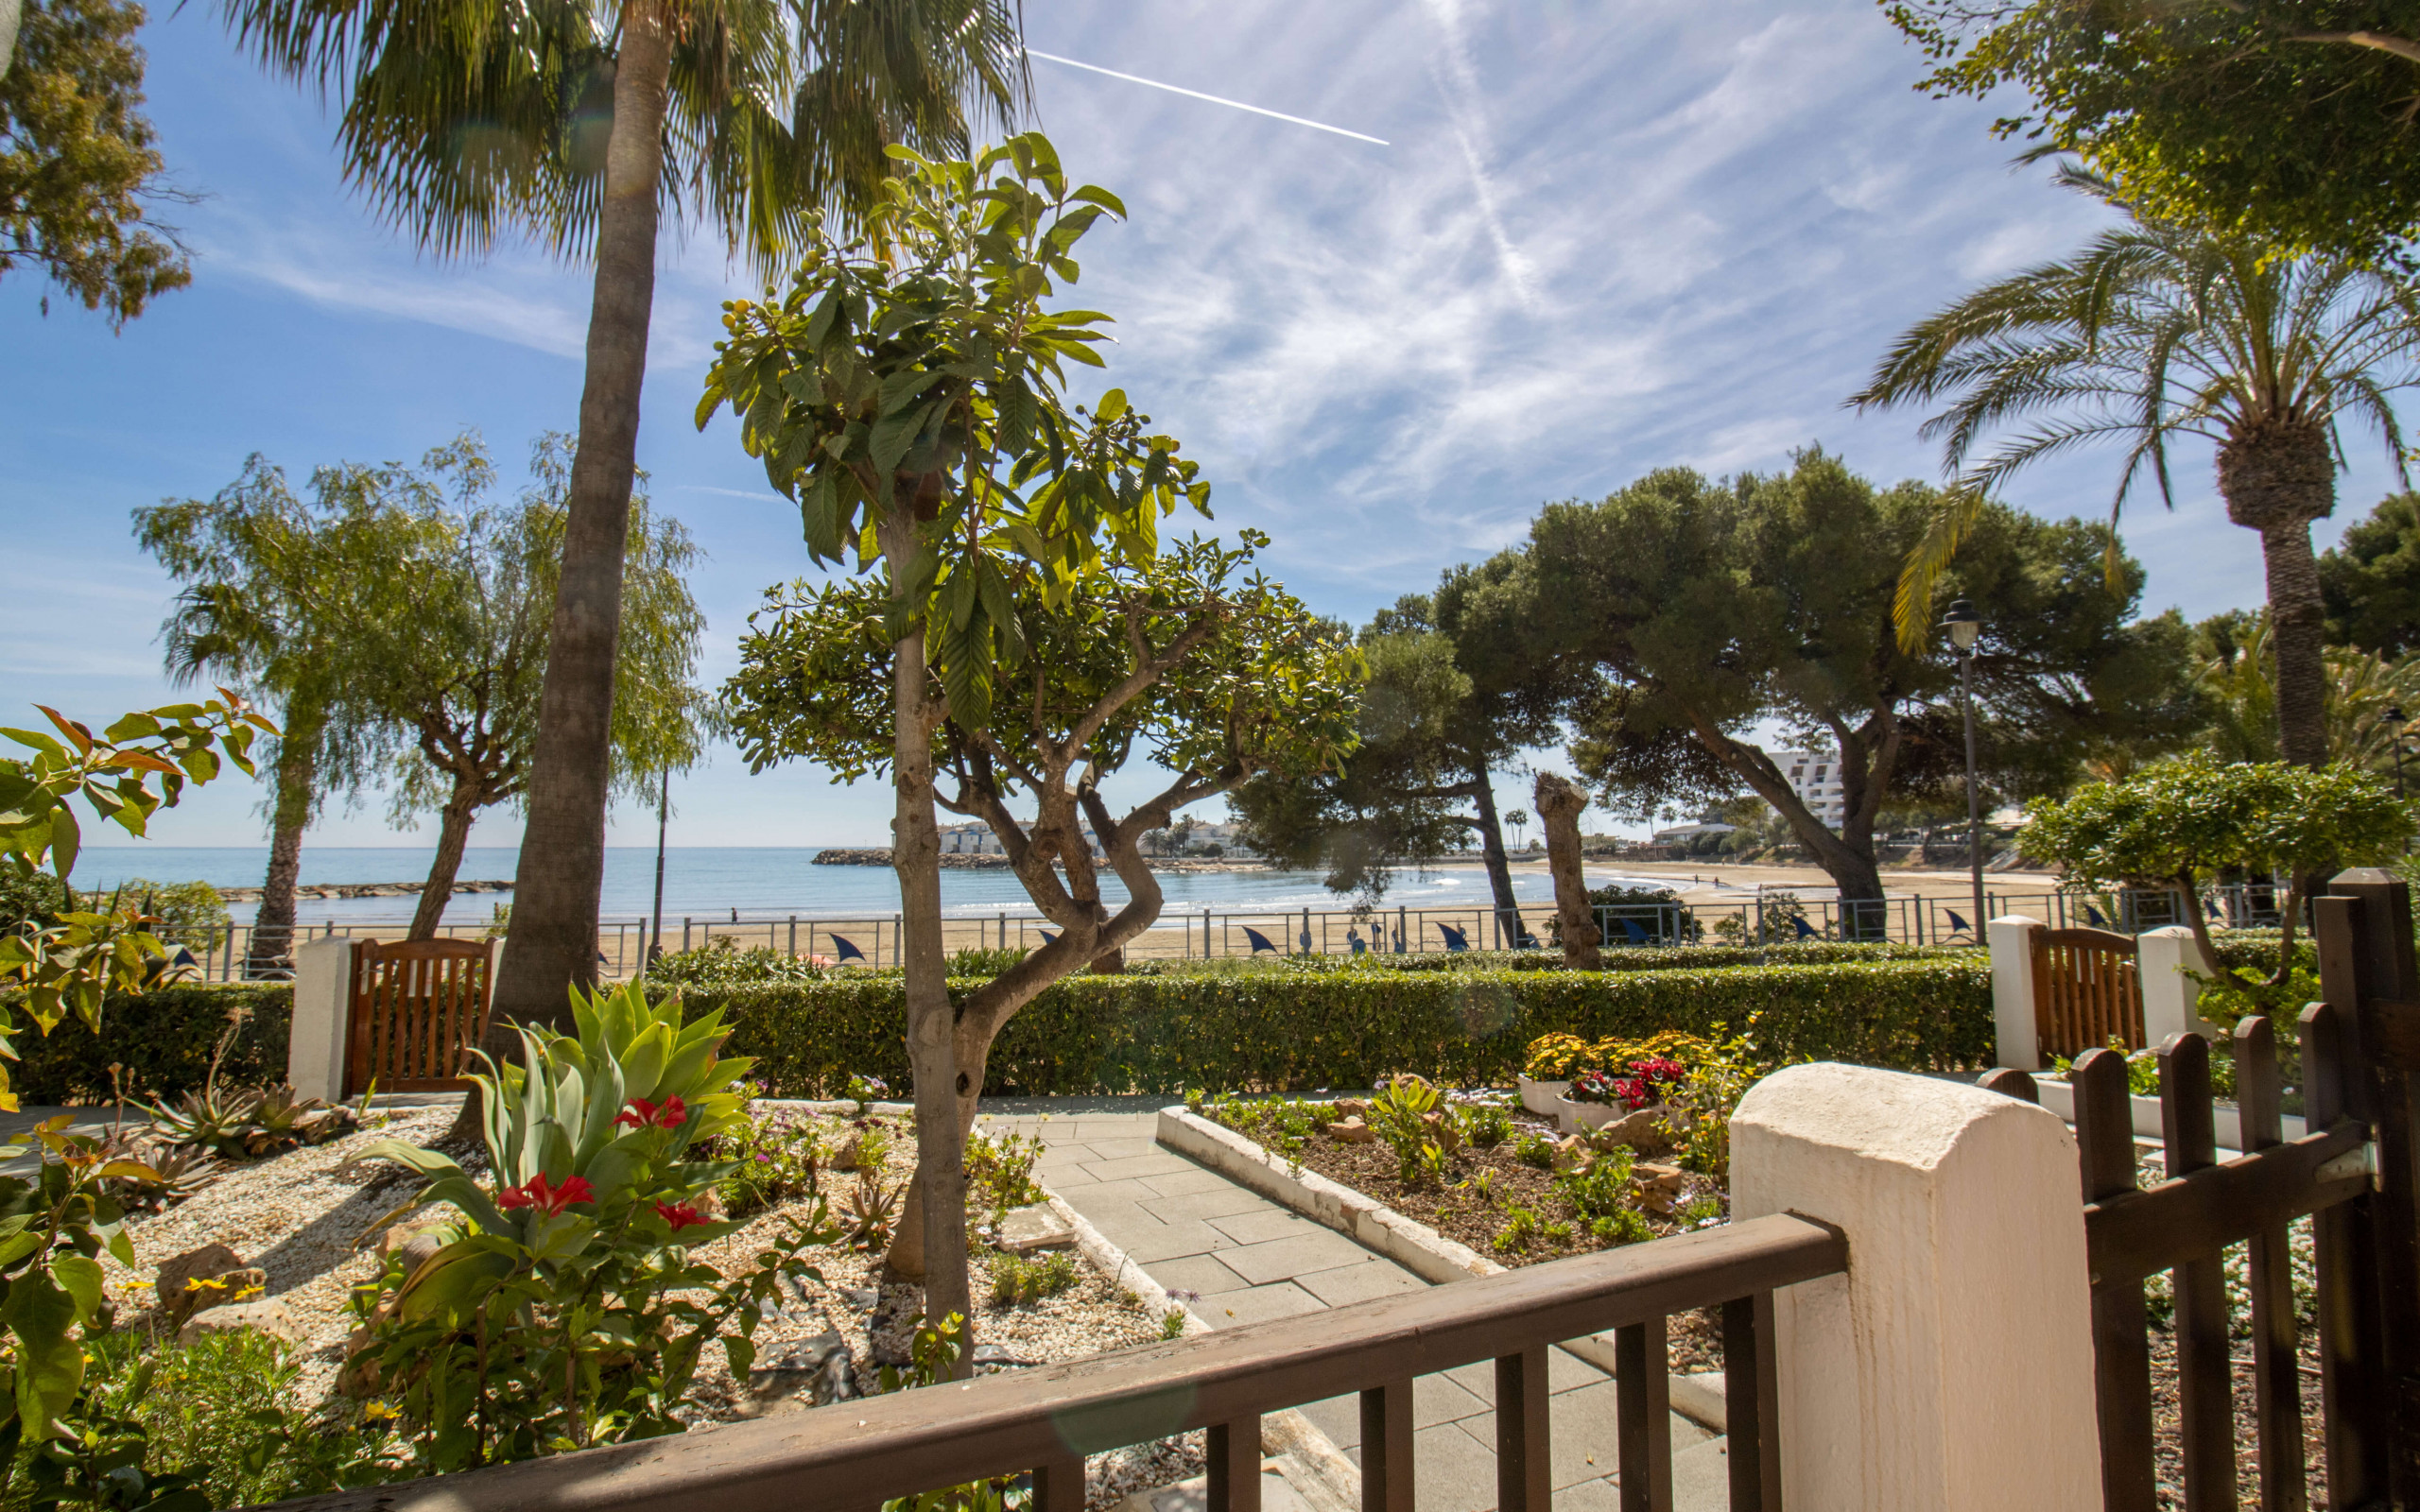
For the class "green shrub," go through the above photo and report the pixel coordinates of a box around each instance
[674,956,1993,1098]
[990,1249,1080,1305]
[1,983,292,1104]
[1127,940,1969,976]
[1512,1132,1559,1170]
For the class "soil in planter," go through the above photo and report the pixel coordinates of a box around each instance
[1232,1112,1730,1370]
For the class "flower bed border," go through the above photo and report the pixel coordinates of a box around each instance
[1152,1106,1729,1434]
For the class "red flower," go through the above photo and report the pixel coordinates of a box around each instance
[654,1200,709,1232]
[615,1095,688,1131]
[1609,1076,1651,1110]
[1629,1057,1688,1087]
[496,1172,596,1217]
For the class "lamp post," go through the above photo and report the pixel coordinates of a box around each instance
[2390,705,2409,799]
[647,767,670,975]
[1940,598,1987,936]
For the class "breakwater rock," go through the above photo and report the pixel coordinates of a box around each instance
[810,850,1269,873]
[215,880,513,902]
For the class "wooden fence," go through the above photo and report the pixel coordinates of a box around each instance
[2029,925,2144,1058]
[1981,868,2420,1512]
[254,1213,1844,1512]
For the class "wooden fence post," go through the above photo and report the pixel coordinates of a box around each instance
[2315,868,2420,1507]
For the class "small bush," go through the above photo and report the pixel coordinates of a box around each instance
[965,1130,1046,1219]
[2,984,292,1104]
[991,1249,1080,1305]
[948,946,1030,977]
[1512,1132,1559,1170]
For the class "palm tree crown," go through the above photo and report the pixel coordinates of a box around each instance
[1853,177,2420,766]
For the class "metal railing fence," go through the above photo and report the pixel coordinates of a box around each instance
[166,881,2296,980]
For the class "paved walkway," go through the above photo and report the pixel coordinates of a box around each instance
[980,1110,1725,1512]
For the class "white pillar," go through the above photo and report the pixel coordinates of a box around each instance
[1986,915,2044,1070]
[1731,1063,2100,1512]
[287,937,354,1103]
[2136,925,2219,1044]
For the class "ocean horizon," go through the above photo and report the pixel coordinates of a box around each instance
[68,845,1630,927]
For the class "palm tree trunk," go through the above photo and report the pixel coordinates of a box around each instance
[489,0,672,1028]
[876,512,974,1369]
[1469,766,1521,942]
[408,783,481,941]
[2219,417,2336,770]
[248,696,322,976]
[2259,522,2332,769]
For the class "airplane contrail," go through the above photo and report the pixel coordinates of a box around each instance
[1026,49,1390,146]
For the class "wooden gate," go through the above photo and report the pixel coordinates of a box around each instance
[345,937,494,1096]
[2031,926,2143,1058]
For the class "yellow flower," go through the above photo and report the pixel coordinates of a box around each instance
[362,1401,401,1422]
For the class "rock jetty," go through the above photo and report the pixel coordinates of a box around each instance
[811,850,1264,873]
[214,880,512,902]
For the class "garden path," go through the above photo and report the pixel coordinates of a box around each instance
[978,1110,1730,1512]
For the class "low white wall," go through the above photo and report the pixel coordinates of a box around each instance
[286,937,354,1103]
[1732,1062,2100,1512]
[2136,925,2219,1045]
[1986,915,2044,1069]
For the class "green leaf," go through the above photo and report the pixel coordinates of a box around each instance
[47,1255,102,1323]
[1,1272,83,1438]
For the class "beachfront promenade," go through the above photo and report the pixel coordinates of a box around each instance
[178,858,2068,979]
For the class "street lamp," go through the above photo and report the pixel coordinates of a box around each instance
[2389,705,2409,799]
[647,767,670,975]
[1940,598,1987,936]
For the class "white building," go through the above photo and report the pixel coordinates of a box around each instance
[1772,749,1847,829]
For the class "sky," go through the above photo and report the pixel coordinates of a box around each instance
[5,0,2402,852]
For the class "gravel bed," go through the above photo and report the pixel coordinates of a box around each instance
[98,1106,1191,1507]
[100,1106,457,1400]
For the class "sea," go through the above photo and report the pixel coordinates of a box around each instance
[65,846,1639,927]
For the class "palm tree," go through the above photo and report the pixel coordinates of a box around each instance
[1852,177,2420,768]
[218,0,1027,1019]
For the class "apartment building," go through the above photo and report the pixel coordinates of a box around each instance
[1771,749,1847,828]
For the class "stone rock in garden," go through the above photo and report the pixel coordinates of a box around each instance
[833,1136,865,1171]
[1551,1136,1591,1174]
[1332,1099,1369,1120]
[1419,1111,1463,1154]
[179,1297,302,1348]
[1589,1108,1676,1158]
[996,1203,1077,1254]
[747,1332,856,1410]
[1329,1118,1376,1144]
[971,1342,1038,1368]
[156,1243,245,1326]
[1631,1161,1688,1214]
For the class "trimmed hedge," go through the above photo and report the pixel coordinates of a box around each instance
[2,985,293,1105]
[1128,941,1973,976]
[683,957,1993,1097]
[5,954,1993,1105]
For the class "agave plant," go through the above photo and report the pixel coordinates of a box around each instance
[105,1143,221,1214]
[147,1085,264,1159]
[352,980,824,1464]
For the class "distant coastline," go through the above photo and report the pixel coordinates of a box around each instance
[810,848,1271,873]
[212,879,513,902]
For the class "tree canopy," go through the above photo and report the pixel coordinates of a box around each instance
[1878,0,2420,260]
[2322,493,2420,657]
[1526,451,2201,919]
[0,0,186,324]
[1234,553,1586,912]
[2025,752,2411,977]
[139,432,711,939]
[701,133,1219,1349]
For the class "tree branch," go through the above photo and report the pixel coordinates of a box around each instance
[2291,29,2420,65]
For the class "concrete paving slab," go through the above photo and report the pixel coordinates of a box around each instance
[1115,1218,1249,1264]
[1412,1373,1490,1430]
[1541,1381,1714,1490]
[1063,1177,1166,1208]
[1297,1395,1358,1452]
[1134,1167,1239,1197]
[1081,1138,1166,1161]
[1082,1153,1205,1182]
[1146,1254,1255,1297]
[1136,1186,1272,1225]
[1207,1208,1328,1246]
[1218,1230,1376,1286]
[1204,1282,1325,1328]
[1295,1261,1429,1308]
[1345,1423,1499,1512]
